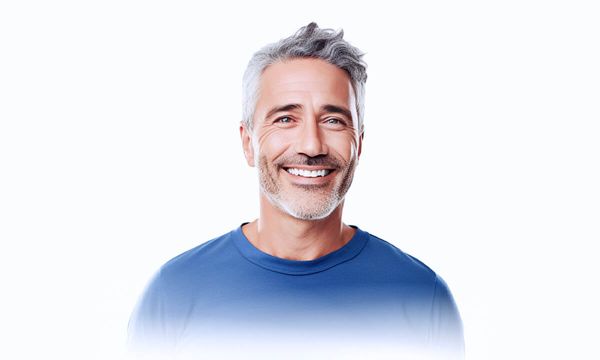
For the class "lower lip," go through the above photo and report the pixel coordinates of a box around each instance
[282,168,336,186]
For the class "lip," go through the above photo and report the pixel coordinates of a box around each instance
[281,167,336,186]
[282,165,337,171]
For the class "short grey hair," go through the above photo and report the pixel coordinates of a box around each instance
[242,22,367,133]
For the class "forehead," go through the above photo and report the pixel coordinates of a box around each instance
[257,58,354,108]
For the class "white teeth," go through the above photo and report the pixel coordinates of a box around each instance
[286,168,332,178]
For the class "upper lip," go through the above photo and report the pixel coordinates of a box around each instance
[282,165,336,171]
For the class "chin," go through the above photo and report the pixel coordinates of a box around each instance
[280,197,341,221]
[287,209,334,221]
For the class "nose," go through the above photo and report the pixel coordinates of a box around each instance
[295,118,328,157]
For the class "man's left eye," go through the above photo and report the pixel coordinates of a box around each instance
[326,118,343,125]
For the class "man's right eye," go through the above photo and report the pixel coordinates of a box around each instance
[275,116,292,123]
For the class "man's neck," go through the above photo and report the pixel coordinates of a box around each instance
[241,195,355,261]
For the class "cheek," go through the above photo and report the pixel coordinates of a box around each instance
[257,130,294,158]
[329,135,358,161]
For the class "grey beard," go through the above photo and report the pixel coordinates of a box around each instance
[256,154,357,221]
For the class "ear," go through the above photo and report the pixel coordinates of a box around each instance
[240,122,255,167]
[357,130,364,159]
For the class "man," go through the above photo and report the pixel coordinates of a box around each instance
[128,22,464,359]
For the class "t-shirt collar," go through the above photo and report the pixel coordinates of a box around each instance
[231,222,369,275]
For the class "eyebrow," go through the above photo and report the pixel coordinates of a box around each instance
[321,104,353,121]
[265,104,303,120]
[265,103,353,121]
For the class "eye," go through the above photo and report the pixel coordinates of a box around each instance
[274,116,293,124]
[325,118,345,125]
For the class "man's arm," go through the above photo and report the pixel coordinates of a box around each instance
[127,268,174,356]
[429,274,465,359]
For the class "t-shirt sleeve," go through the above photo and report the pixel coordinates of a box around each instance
[127,268,175,356]
[429,274,465,359]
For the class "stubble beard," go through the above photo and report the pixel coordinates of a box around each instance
[256,153,357,221]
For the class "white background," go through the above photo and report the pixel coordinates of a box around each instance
[1,1,598,359]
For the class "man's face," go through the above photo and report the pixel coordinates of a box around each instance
[240,58,363,220]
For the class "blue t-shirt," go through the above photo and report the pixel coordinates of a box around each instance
[128,223,464,359]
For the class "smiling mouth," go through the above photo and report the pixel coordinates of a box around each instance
[283,167,335,178]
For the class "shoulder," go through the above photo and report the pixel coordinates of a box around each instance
[361,230,439,284]
[156,228,237,284]
[361,230,462,314]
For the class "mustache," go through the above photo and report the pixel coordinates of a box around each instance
[277,154,343,169]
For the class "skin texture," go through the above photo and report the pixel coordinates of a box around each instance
[239,58,364,261]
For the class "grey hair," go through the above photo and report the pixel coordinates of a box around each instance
[241,22,367,133]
